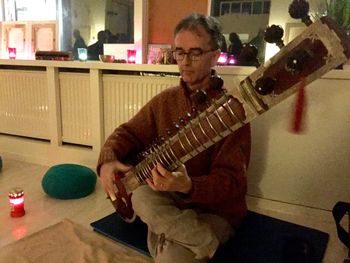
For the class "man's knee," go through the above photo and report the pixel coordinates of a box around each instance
[131,185,151,203]
[154,239,207,263]
[131,185,153,213]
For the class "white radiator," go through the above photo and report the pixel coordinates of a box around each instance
[0,70,179,146]
[103,74,179,139]
[0,70,49,139]
[59,72,92,145]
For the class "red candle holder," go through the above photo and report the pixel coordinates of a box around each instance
[227,54,236,65]
[8,47,17,59]
[127,49,136,64]
[217,52,228,66]
[9,187,25,217]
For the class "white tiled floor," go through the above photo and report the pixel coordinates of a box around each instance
[0,158,347,262]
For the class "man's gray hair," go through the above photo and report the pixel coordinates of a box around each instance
[174,13,223,50]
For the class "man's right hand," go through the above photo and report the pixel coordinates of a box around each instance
[99,161,132,201]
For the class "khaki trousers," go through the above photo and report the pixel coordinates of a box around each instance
[131,185,233,263]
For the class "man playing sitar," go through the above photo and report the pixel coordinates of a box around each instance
[97,11,350,263]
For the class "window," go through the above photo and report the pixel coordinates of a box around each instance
[252,1,262,14]
[231,3,241,14]
[3,0,56,21]
[221,3,231,15]
[263,1,270,14]
[219,0,270,15]
[212,0,271,64]
[242,2,252,14]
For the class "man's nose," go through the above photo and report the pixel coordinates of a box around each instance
[180,54,191,65]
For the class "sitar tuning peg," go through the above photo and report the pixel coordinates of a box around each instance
[285,49,313,75]
[254,76,276,95]
[173,122,180,130]
[179,117,185,125]
[264,25,285,49]
[136,152,144,159]
[191,89,208,106]
[153,136,163,145]
[191,106,199,115]
[239,43,260,68]
[288,0,313,26]
[209,75,224,91]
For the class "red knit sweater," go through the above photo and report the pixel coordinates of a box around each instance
[97,80,251,228]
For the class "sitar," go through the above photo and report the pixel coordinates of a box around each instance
[110,16,350,222]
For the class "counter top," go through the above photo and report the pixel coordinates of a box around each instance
[0,59,349,80]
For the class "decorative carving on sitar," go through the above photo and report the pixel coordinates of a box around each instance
[238,17,350,121]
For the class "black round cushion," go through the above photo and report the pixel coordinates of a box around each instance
[42,163,97,199]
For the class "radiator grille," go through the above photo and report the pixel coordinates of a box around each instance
[59,72,92,145]
[0,70,49,139]
[103,75,179,140]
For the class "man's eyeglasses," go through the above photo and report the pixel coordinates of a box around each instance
[172,48,216,61]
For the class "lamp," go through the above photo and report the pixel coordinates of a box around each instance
[9,187,25,217]
[127,49,136,64]
[8,47,16,59]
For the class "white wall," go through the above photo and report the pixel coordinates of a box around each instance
[249,0,350,208]
[217,14,269,41]
[247,75,350,210]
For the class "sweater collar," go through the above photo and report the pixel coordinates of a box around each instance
[179,69,223,111]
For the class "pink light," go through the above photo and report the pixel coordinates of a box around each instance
[8,47,16,59]
[217,52,228,65]
[127,49,136,64]
[227,55,236,65]
[12,226,28,240]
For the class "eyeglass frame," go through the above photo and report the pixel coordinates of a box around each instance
[172,47,217,61]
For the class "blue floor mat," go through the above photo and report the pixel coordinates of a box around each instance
[91,210,329,262]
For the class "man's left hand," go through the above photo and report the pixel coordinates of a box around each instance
[146,163,192,193]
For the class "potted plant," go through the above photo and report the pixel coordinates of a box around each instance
[319,0,350,34]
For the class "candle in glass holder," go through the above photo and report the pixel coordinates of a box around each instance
[127,49,136,64]
[227,54,236,65]
[217,52,228,65]
[77,48,88,61]
[8,47,17,59]
[9,187,25,217]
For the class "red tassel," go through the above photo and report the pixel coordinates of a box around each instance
[291,78,307,133]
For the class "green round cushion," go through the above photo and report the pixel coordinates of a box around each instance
[42,163,97,199]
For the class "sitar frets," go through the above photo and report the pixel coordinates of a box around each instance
[133,93,246,184]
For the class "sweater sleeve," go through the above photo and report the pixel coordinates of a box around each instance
[182,124,251,207]
[96,99,158,175]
